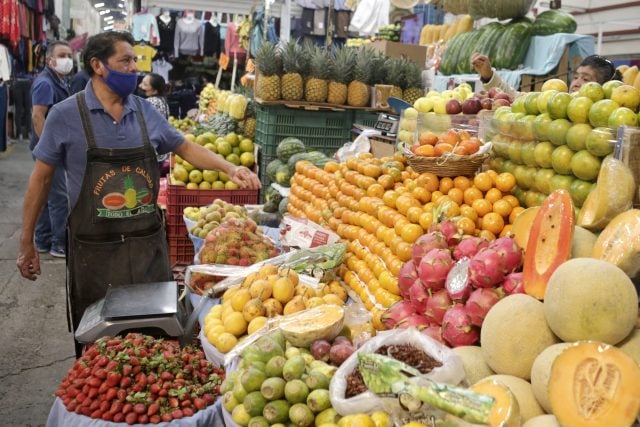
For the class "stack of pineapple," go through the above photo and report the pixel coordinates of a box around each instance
[253,41,424,107]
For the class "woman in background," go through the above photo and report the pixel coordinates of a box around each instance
[139,73,171,173]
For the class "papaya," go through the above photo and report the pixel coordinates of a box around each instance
[548,341,640,427]
[523,190,574,300]
[578,157,636,231]
[591,209,640,278]
[511,206,540,251]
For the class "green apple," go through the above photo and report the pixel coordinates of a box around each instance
[535,168,556,195]
[610,84,640,110]
[566,123,592,151]
[547,92,572,120]
[585,127,615,157]
[537,90,557,114]
[520,141,537,167]
[533,113,552,141]
[548,118,572,146]
[602,80,624,99]
[569,179,595,208]
[588,99,620,127]
[549,174,574,192]
[534,141,555,168]
[551,145,575,175]
[566,96,593,124]
[188,169,203,184]
[570,150,602,181]
[577,82,605,102]
[608,107,639,128]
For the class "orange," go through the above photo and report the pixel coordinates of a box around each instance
[495,172,516,193]
[394,218,410,236]
[463,187,484,206]
[431,191,444,204]
[378,174,395,190]
[479,229,497,241]
[473,172,493,192]
[412,187,431,204]
[417,173,439,192]
[472,198,493,217]
[460,204,478,222]
[509,206,526,224]
[502,194,520,208]
[419,211,434,231]
[482,212,505,235]
[382,190,399,208]
[460,139,481,154]
[406,206,424,224]
[486,169,499,183]
[453,176,472,191]
[447,188,464,205]
[400,223,424,244]
[499,224,513,238]
[456,217,476,235]
[439,177,454,194]
[423,201,435,213]
[396,194,421,216]
[366,183,385,199]
[484,188,503,204]
[493,199,513,218]
[443,201,460,218]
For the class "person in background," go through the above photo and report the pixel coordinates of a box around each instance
[139,72,171,173]
[470,52,622,96]
[69,68,90,95]
[30,40,73,258]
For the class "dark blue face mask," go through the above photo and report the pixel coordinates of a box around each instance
[102,63,138,98]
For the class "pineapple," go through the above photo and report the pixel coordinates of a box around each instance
[255,42,282,101]
[385,58,405,100]
[305,45,330,103]
[347,48,373,107]
[327,46,355,105]
[280,40,307,101]
[370,52,388,85]
[403,60,425,104]
[243,100,256,139]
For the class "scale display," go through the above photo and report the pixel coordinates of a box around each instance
[373,113,399,136]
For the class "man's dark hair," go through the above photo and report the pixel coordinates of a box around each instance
[579,55,619,84]
[45,40,70,59]
[83,31,135,76]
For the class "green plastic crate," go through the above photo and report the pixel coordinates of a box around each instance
[353,110,381,128]
[255,104,352,158]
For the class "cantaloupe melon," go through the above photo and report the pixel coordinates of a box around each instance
[543,258,638,345]
[549,341,640,427]
[452,346,495,385]
[481,375,545,422]
[522,414,561,427]
[570,226,597,259]
[530,343,573,414]
[279,304,344,347]
[481,294,559,380]
[617,328,640,365]
[470,380,521,427]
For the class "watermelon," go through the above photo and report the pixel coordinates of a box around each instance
[266,159,285,182]
[532,10,577,35]
[275,165,292,187]
[287,152,314,175]
[279,197,289,216]
[263,185,283,213]
[276,137,306,162]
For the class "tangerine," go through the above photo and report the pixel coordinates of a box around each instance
[434,143,454,157]
[439,177,454,194]
[472,198,493,217]
[419,211,434,230]
[478,229,497,241]
[461,139,481,154]
[412,187,431,203]
[484,188,503,204]
[453,176,472,191]
[509,206,526,224]
[473,172,493,192]
[495,172,516,193]
[493,199,513,217]
[460,204,478,221]
[382,190,399,208]
[463,186,484,205]
[447,187,464,205]
[367,183,385,198]
[482,212,505,235]
[431,191,444,204]
[457,217,476,235]
[417,173,439,192]
[502,194,520,208]
[406,206,424,224]
[400,223,424,244]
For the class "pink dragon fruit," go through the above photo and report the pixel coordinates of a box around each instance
[445,258,473,301]
[396,314,431,330]
[398,260,419,299]
[488,237,523,274]
[465,288,505,327]
[424,289,452,325]
[412,232,448,266]
[438,219,462,247]
[442,304,480,347]
[381,300,416,329]
[502,272,525,295]
[468,249,507,288]
[418,248,454,291]
[453,236,490,261]
[421,324,446,345]
[409,280,430,314]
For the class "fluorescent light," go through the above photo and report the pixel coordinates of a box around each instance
[118,3,124,7]
[104,26,114,30]
[94,2,104,7]
[99,9,110,15]
[104,16,114,21]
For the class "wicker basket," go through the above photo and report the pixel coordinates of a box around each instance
[402,144,490,177]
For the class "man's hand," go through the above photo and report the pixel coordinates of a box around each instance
[471,52,494,81]
[17,242,41,280]
[230,166,262,190]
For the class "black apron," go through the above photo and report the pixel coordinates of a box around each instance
[66,92,171,334]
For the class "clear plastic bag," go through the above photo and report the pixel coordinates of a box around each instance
[335,129,377,162]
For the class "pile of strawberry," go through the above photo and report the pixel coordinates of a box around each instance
[55,333,224,424]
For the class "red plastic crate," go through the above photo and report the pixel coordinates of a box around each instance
[168,234,195,265]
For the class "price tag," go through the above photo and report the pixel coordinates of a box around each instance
[219,53,230,70]
[246,58,255,73]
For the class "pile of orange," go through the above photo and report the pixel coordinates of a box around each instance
[411,129,482,157]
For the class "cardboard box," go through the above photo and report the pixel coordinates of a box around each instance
[370,136,396,158]
[370,40,427,68]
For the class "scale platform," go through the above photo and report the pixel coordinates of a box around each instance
[75,281,186,344]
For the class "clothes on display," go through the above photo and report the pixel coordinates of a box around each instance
[133,43,157,72]
[0,43,12,81]
[203,20,221,58]
[174,13,203,57]
[152,57,173,82]
[349,0,389,35]
[132,11,159,44]
[0,82,7,151]
[12,78,31,140]
[156,12,176,55]
[224,21,246,63]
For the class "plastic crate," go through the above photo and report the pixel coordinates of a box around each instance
[353,110,381,128]
[255,104,352,158]
[169,234,195,265]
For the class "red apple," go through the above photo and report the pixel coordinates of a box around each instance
[476,90,489,99]
[494,92,511,101]
[446,99,462,115]
[462,98,482,114]
[493,98,511,108]
[488,87,502,99]
[480,98,494,110]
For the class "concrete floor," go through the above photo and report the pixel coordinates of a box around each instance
[0,141,74,426]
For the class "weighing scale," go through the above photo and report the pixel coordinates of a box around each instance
[373,113,400,136]
[75,281,188,345]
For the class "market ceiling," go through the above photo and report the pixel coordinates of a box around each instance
[93,0,128,27]
[143,0,288,16]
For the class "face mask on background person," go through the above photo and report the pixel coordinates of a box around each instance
[102,63,138,98]
[52,57,74,75]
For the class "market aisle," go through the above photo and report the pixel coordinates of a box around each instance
[0,141,73,426]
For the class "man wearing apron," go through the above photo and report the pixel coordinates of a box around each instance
[16,32,260,356]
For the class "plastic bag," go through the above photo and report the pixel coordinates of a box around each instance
[591,209,640,278]
[335,129,377,162]
[329,328,465,416]
[343,303,375,348]
[280,215,340,249]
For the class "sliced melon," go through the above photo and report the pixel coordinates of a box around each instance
[549,341,640,427]
[481,294,559,380]
[523,190,574,299]
[543,258,638,345]
[570,226,598,259]
[452,346,495,385]
[522,415,561,427]
[511,206,540,251]
[591,209,640,278]
[482,375,545,422]
[530,343,573,413]
[617,328,640,365]
[278,304,344,347]
[471,380,521,427]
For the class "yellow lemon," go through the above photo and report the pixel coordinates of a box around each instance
[209,305,223,318]
[371,411,391,427]
[231,288,252,312]
[215,332,238,353]
[247,316,268,334]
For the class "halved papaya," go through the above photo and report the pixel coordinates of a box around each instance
[523,190,574,300]
[591,209,640,278]
[549,341,640,427]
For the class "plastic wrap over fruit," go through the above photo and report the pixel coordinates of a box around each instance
[592,209,640,278]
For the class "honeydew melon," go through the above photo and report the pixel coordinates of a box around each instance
[452,346,495,385]
[617,328,640,365]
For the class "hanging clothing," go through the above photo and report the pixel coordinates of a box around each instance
[174,17,203,57]
[312,9,327,36]
[156,15,176,54]
[224,21,246,63]
[334,11,351,38]
[132,13,160,45]
[0,83,7,151]
[0,44,12,82]
[133,44,157,73]
[1,0,21,49]
[152,58,173,82]
[349,0,389,36]
[203,22,221,57]
[301,9,315,35]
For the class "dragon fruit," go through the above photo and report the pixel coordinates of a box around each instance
[422,324,446,345]
[412,232,448,266]
[418,248,454,291]
[502,272,525,295]
[438,219,462,247]
[408,280,430,314]
[381,300,416,329]
[398,260,419,299]
[468,249,507,288]
[424,289,452,325]
[442,304,480,347]
[453,236,490,261]
[445,258,473,301]
[465,288,504,327]
[396,314,431,330]
[488,237,523,274]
